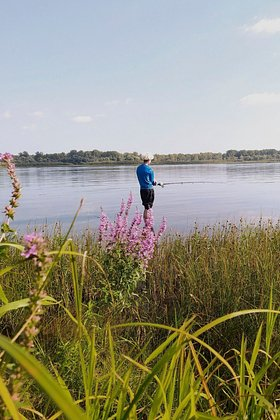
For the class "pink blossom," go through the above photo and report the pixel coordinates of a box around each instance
[156,217,167,241]
[0,152,13,162]
[0,152,21,241]
[4,205,15,219]
[99,210,112,242]
[21,233,47,259]
[125,191,133,215]
[119,199,126,216]
[99,194,167,269]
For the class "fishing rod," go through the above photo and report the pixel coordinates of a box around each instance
[157,181,224,187]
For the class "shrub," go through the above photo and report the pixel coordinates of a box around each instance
[98,192,166,306]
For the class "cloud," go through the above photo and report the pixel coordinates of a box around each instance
[245,18,280,34]
[29,111,44,118]
[22,124,36,131]
[240,92,280,106]
[105,100,121,106]
[72,115,93,123]
[94,113,106,118]
[2,111,12,119]
[105,98,134,106]
[125,97,133,105]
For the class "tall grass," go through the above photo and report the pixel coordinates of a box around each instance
[0,220,280,418]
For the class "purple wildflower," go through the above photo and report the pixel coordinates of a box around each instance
[0,152,14,162]
[99,194,167,270]
[144,209,154,229]
[114,213,125,240]
[127,209,142,239]
[119,199,126,216]
[21,233,52,272]
[156,217,167,241]
[7,229,51,403]
[4,205,15,219]
[21,233,44,258]
[99,210,112,243]
[125,191,133,216]
[0,152,21,241]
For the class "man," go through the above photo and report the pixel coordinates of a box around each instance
[136,153,157,224]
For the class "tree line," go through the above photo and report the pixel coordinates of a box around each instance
[9,148,280,166]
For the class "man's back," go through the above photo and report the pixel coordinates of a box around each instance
[136,163,154,189]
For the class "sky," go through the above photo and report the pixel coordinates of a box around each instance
[1,0,280,155]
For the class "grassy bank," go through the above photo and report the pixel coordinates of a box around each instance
[0,219,280,418]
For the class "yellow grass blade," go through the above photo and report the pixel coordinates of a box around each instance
[0,375,21,419]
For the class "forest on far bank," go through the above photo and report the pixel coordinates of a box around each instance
[8,148,280,166]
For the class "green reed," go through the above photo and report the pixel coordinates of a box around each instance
[0,218,280,418]
[1,219,280,348]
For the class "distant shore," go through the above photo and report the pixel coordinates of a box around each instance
[1,148,279,167]
[2,159,280,168]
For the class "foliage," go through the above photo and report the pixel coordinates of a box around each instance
[0,239,279,419]
[4,147,280,166]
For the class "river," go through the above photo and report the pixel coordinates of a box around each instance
[1,163,280,234]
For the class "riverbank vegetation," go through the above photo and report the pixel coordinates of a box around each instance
[0,153,279,418]
[8,147,280,166]
[1,218,280,418]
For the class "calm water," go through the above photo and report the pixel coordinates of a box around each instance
[1,163,280,234]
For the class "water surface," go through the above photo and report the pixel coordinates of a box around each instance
[1,163,280,234]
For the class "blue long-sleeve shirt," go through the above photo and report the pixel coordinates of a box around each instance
[136,163,155,189]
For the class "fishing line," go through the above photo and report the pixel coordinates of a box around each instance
[157,181,225,187]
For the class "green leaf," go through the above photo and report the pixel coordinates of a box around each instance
[0,335,86,419]
[145,316,195,364]
[50,362,73,402]
[0,247,8,258]
[0,284,9,304]
[249,324,262,372]
[0,223,15,233]
[0,265,18,277]
[0,374,21,419]
[0,260,29,278]
[0,296,57,318]
[193,309,280,338]
[0,298,30,318]
[122,341,186,420]
[0,242,24,252]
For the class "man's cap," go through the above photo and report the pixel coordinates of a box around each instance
[142,153,154,161]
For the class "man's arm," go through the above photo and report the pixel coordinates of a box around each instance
[150,167,157,185]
